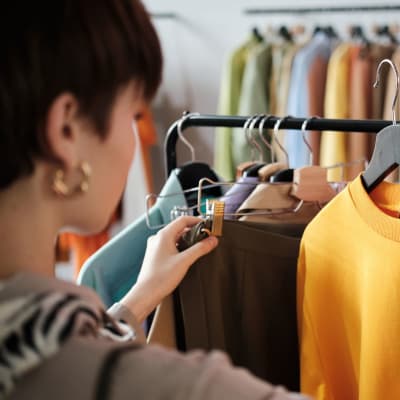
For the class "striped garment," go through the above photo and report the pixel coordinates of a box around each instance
[0,291,136,398]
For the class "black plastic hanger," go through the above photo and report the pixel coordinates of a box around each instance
[268,116,294,182]
[252,27,264,42]
[376,25,398,45]
[270,169,294,182]
[350,25,370,46]
[362,59,400,192]
[278,26,293,42]
[243,162,265,177]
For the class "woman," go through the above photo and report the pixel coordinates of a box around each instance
[0,1,307,399]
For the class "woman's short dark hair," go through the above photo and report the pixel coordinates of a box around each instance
[0,0,162,189]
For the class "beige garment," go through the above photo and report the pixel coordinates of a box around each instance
[147,294,177,349]
[4,273,304,400]
[237,183,322,224]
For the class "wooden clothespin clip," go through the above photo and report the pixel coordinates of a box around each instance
[291,166,336,203]
[203,199,225,237]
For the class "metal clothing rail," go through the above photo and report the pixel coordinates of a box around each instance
[164,114,393,176]
[244,4,400,14]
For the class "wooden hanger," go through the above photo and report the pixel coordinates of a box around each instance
[361,59,400,193]
[290,117,336,203]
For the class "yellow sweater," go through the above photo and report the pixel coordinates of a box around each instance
[297,175,400,400]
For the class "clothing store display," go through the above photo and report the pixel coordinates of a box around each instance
[270,41,294,116]
[348,45,373,180]
[78,170,186,307]
[232,42,272,167]
[320,43,351,181]
[214,37,259,181]
[298,175,400,399]
[177,220,305,391]
[2,273,306,400]
[286,32,334,168]
[273,44,304,163]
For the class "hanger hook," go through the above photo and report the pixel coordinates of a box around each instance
[373,58,399,125]
[301,116,320,165]
[244,115,260,161]
[243,115,255,160]
[249,114,264,162]
[273,116,291,165]
[258,115,275,161]
[177,112,200,162]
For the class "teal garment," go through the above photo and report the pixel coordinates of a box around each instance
[77,171,186,307]
[232,42,273,167]
[214,37,259,181]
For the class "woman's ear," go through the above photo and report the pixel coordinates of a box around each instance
[45,93,82,170]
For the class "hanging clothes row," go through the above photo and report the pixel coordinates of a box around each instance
[78,111,397,397]
[214,25,400,182]
[161,108,400,399]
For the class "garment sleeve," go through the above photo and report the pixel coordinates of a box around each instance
[107,302,146,343]
[109,344,309,400]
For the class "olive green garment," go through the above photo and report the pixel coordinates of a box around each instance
[231,42,273,170]
[214,37,259,181]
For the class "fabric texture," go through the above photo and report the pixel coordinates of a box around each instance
[0,273,141,399]
[177,220,305,391]
[77,170,186,307]
[298,175,400,399]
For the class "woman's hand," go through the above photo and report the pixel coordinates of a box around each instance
[120,216,218,323]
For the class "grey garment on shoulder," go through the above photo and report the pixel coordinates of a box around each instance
[109,345,310,400]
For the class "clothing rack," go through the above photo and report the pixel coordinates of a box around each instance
[244,5,400,14]
[164,114,393,176]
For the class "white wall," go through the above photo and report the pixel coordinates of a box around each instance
[142,0,400,191]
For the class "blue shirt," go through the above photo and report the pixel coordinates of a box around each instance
[285,33,335,167]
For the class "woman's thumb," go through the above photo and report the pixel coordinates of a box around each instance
[180,235,218,265]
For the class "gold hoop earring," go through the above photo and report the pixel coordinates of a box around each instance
[52,161,91,196]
